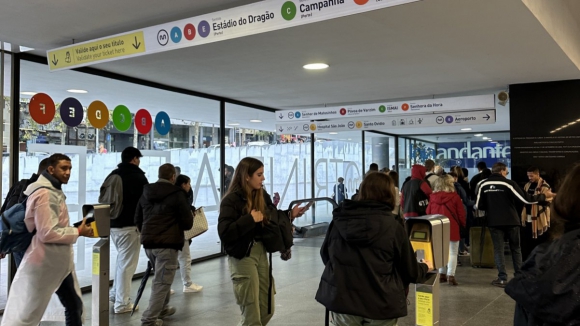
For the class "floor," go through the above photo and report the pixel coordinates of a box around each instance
[7,237,517,326]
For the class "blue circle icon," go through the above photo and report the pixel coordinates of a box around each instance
[295,112,301,118]
[170,27,182,43]
[155,111,171,135]
[445,116,454,123]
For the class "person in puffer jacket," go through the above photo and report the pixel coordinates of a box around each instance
[401,164,432,217]
[316,172,432,326]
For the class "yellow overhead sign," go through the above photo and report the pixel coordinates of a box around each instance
[47,32,145,71]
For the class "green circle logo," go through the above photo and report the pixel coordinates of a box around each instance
[379,105,386,113]
[113,105,132,132]
[282,1,297,21]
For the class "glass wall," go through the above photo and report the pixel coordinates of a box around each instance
[364,131,396,172]
[312,132,363,224]
[0,50,12,310]
[18,59,223,288]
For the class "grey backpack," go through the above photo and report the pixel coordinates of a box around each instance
[98,173,123,219]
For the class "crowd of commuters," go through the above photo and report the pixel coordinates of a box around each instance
[1,149,578,325]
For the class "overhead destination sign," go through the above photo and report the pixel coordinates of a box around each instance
[275,109,496,134]
[47,0,420,71]
[276,95,495,121]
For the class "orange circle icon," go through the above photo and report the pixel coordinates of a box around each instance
[402,103,410,111]
[87,101,110,129]
[310,124,317,131]
[356,121,363,128]
[354,0,369,4]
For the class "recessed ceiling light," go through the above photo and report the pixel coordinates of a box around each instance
[550,131,555,133]
[562,125,568,128]
[474,134,483,137]
[482,137,490,140]
[303,63,329,70]
[569,121,577,125]
[556,128,562,130]
[228,123,240,126]
[20,91,37,96]
[67,89,88,94]
[488,139,494,142]
[576,119,580,122]
[461,128,472,131]
[250,119,262,123]
[329,132,338,135]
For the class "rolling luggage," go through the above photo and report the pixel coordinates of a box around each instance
[470,226,495,268]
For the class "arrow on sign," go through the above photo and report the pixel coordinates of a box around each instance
[278,113,283,119]
[278,127,284,133]
[51,54,59,66]
[132,36,141,50]
[483,114,490,121]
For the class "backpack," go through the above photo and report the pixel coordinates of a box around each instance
[98,173,123,219]
[0,187,49,255]
[0,179,29,214]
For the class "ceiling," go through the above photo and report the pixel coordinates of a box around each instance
[1,0,580,137]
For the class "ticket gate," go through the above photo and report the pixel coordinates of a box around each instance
[406,215,450,326]
[82,204,110,326]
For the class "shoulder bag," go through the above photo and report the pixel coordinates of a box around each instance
[184,207,209,240]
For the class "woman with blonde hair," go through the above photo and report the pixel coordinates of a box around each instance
[426,174,466,285]
[218,157,306,326]
[316,172,432,325]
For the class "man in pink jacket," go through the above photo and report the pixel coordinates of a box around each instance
[2,154,94,326]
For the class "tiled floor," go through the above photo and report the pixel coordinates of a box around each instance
[6,237,516,325]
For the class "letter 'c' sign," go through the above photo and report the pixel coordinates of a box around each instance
[29,93,56,124]
[88,101,109,129]
[135,109,152,134]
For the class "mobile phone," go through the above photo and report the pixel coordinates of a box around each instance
[302,201,315,210]
[73,217,95,228]
[416,249,425,262]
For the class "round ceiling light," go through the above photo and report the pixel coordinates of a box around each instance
[21,91,37,96]
[303,63,329,70]
[67,89,88,94]
[250,119,262,123]
[474,134,483,137]
[228,123,240,126]
[461,128,472,131]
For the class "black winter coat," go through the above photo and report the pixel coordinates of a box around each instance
[505,225,580,325]
[110,163,149,228]
[218,190,289,259]
[475,174,543,227]
[315,200,429,320]
[135,180,193,251]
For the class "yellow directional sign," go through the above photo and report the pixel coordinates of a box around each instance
[47,31,145,71]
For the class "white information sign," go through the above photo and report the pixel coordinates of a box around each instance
[276,95,495,121]
[276,109,496,134]
[47,0,419,71]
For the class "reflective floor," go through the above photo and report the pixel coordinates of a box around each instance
[8,237,516,325]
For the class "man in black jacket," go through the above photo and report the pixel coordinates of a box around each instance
[135,163,193,326]
[475,162,553,288]
[108,147,149,314]
[469,161,487,199]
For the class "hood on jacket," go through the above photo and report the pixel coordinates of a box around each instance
[142,181,183,202]
[411,164,426,180]
[429,191,456,205]
[24,173,60,196]
[333,200,393,246]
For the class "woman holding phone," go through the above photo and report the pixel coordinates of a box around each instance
[218,157,307,326]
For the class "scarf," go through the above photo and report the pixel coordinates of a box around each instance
[522,178,550,238]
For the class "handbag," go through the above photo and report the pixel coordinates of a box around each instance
[444,203,467,238]
[184,207,209,240]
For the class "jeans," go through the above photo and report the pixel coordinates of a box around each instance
[55,272,84,326]
[13,251,24,268]
[489,226,522,281]
[177,239,192,287]
[142,248,178,326]
[331,312,398,326]
[228,242,275,326]
[110,226,141,312]
[439,240,460,276]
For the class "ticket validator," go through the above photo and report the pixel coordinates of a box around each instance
[406,215,450,326]
[82,204,110,326]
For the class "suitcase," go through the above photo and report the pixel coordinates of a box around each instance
[470,226,496,268]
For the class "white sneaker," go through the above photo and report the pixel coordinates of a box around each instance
[170,289,175,295]
[183,283,203,293]
[114,303,138,314]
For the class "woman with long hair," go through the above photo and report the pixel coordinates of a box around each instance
[426,175,466,286]
[316,172,432,326]
[218,157,305,326]
[174,174,203,293]
[505,165,580,325]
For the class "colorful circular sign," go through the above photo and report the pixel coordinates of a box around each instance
[170,26,182,43]
[155,111,171,135]
[402,103,409,111]
[198,21,210,38]
[29,93,56,125]
[184,23,196,41]
[87,101,109,129]
[282,2,297,21]
[113,105,132,131]
[135,109,153,134]
[354,0,369,5]
[60,97,84,127]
